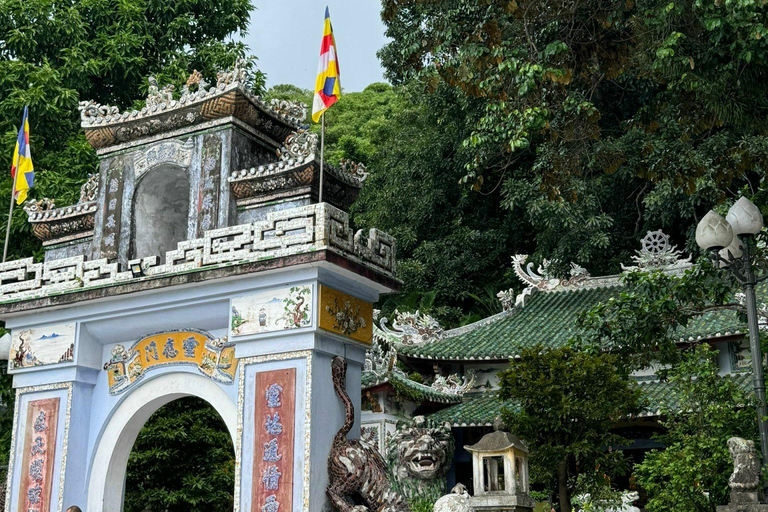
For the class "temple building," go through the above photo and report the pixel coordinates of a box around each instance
[361,229,758,495]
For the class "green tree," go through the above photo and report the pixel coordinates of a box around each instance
[575,262,735,372]
[634,345,757,512]
[498,346,643,512]
[124,397,235,512]
[378,0,768,275]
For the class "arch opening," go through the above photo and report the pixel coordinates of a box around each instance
[132,165,190,262]
[124,396,235,512]
[86,373,237,512]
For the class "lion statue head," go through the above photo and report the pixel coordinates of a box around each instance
[387,416,454,501]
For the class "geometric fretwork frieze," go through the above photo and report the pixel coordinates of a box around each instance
[0,203,396,303]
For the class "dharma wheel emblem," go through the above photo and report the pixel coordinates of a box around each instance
[641,229,670,256]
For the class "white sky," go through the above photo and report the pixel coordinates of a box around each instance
[243,0,390,92]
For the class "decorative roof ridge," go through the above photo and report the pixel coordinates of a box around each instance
[228,129,368,188]
[500,231,693,311]
[376,309,446,346]
[24,175,100,243]
[363,336,471,401]
[501,254,620,310]
[445,309,513,339]
[25,200,98,222]
[360,370,465,403]
[79,62,305,129]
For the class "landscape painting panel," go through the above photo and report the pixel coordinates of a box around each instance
[231,285,312,337]
[10,323,76,369]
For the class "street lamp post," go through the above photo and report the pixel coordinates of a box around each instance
[696,197,768,480]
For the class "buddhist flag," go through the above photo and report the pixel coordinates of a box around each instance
[312,7,341,122]
[11,107,34,205]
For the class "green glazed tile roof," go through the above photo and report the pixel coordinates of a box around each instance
[427,392,515,427]
[426,373,755,426]
[399,279,768,361]
[399,286,621,361]
[361,370,463,404]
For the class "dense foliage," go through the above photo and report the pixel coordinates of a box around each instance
[575,261,736,371]
[498,346,643,512]
[377,0,768,276]
[634,345,757,512]
[124,397,236,512]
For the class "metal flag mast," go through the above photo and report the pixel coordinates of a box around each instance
[319,113,325,203]
[3,149,21,263]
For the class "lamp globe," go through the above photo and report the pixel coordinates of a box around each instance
[696,211,734,250]
[726,197,764,236]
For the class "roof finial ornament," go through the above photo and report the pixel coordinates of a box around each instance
[378,310,446,346]
[621,229,692,271]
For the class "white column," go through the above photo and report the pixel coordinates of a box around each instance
[507,451,516,494]
[473,454,485,495]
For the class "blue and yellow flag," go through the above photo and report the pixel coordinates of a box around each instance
[11,107,34,205]
[312,7,341,123]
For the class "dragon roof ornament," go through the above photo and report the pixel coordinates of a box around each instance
[378,310,446,347]
[620,230,692,272]
[363,337,474,398]
[431,371,476,395]
[277,129,318,164]
[500,254,619,308]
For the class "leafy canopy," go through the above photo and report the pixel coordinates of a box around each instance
[634,345,757,512]
[499,346,643,512]
[378,0,768,275]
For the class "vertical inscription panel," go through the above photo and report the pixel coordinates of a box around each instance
[100,156,125,260]
[253,369,296,512]
[198,134,222,234]
[17,398,60,512]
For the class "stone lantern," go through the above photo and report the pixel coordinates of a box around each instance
[464,417,534,512]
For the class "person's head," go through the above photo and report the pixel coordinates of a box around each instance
[66,506,82,512]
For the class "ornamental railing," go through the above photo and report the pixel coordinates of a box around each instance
[0,203,396,303]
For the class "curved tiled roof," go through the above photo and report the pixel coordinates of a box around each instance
[426,373,755,426]
[398,279,762,362]
[399,286,621,361]
[361,370,463,404]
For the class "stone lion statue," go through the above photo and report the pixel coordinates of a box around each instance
[726,437,760,504]
[387,416,454,503]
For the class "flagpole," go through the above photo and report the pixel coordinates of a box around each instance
[319,112,325,204]
[3,151,21,263]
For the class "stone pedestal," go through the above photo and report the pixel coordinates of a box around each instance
[717,505,768,512]
[469,493,534,512]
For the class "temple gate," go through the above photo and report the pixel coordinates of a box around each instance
[0,64,398,512]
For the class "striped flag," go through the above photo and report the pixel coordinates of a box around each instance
[312,7,341,123]
[11,106,34,205]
